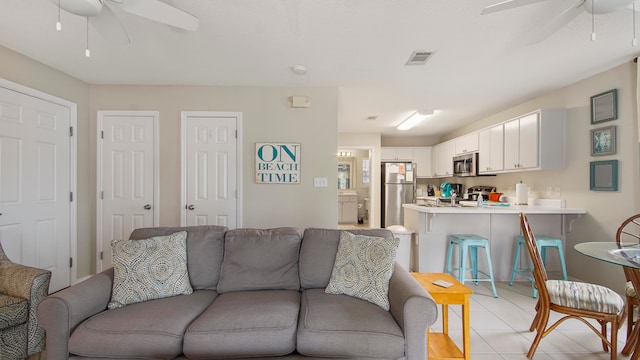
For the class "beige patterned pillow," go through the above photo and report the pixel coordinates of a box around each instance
[108,231,193,309]
[325,231,399,310]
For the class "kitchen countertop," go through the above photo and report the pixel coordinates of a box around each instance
[403,203,586,215]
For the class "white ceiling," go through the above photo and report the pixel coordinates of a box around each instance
[1,0,638,137]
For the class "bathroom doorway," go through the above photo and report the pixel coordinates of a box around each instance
[337,146,375,228]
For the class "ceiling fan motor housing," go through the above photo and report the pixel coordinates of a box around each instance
[53,0,103,17]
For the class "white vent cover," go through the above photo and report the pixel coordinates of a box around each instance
[405,51,433,65]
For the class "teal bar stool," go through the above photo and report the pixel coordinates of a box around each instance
[509,235,568,298]
[445,234,498,297]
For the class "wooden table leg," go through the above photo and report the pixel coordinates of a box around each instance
[462,294,470,360]
[442,304,449,336]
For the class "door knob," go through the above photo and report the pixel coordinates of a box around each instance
[143,204,152,210]
[187,205,195,210]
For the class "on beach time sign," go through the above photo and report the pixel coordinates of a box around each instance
[255,143,300,184]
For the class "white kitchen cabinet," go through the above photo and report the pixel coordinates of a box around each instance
[503,109,565,171]
[381,147,414,161]
[431,140,455,177]
[413,147,432,177]
[338,194,358,224]
[478,124,504,173]
[454,132,479,155]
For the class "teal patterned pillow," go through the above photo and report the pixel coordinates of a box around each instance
[325,231,399,310]
[108,231,193,309]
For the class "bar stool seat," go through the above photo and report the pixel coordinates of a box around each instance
[445,234,498,298]
[509,235,568,298]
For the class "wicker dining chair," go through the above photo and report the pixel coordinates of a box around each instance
[616,213,640,355]
[519,213,625,360]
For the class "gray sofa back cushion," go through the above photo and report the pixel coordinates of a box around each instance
[129,226,227,290]
[299,228,394,289]
[217,228,302,293]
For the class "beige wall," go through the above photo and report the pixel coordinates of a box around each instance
[89,85,339,273]
[3,43,638,291]
[444,61,640,292]
[2,46,338,279]
[0,45,94,279]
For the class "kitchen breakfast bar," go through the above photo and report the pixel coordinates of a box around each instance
[402,203,587,280]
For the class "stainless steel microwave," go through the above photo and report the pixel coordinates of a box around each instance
[453,152,478,177]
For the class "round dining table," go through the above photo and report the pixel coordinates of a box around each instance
[575,242,640,360]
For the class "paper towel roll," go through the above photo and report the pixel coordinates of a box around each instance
[515,183,528,205]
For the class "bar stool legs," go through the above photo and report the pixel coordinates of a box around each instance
[510,235,568,298]
[445,234,498,298]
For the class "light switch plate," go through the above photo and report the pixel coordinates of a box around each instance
[314,177,328,187]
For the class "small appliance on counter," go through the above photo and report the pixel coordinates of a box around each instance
[465,185,496,201]
[439,183,463,204]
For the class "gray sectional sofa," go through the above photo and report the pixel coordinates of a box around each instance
[37,226,438,360]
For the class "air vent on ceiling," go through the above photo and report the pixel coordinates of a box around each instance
[405,51,433,65]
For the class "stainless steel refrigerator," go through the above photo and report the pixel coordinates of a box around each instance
[381,162,416,228]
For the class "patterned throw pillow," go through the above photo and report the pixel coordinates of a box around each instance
[108,231,193,309]
[325,231,399,310]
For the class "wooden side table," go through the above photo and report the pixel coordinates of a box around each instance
[412,272,473,360]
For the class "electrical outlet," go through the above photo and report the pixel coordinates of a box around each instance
[314,177,328,188]
[546,187,552,197]
[554,187,561,197]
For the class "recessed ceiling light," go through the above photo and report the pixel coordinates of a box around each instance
[291,65,307,75]
[366,116,378,120]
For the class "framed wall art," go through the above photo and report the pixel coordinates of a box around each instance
[255,142,300,184]
[590,125,616,156]
[589,160,618,191]
[590,89,618,124]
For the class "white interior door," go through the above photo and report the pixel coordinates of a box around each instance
[181,112,241,228]
[97,111,158,271]
[0,83,75,293]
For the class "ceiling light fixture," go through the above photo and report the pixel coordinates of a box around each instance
[56,0,62,31]
[397,110,434,131]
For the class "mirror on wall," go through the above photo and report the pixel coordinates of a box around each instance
[338,157,354,190]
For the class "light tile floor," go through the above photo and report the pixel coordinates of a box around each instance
[436,281,632,360]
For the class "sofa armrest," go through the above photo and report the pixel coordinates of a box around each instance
[0,261,52,356]
[387,263,438,360]
[37,268,114,360]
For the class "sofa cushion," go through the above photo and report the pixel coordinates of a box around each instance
[297,289,405,358]
[130,225,227,290]
[109,231,193,309]
[69,290,217,359]
[0,294,27,330]
[217,228,301,293]
[184,290,299,359]
[325,231,398,310]
[299,228,395,289]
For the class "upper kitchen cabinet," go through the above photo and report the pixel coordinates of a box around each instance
[381,147,432,178]
[413,147,432,178]
[381,147,414,161]
[454,132,479,155]
[431,140,455,177]
[503,109,566,172]
[478,124,504,174]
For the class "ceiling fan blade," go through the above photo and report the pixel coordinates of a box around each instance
[107,0,198,31]
[481,0,551,15]
[91,3,131,44]
[585,0,636,14]
[525,0,584,45]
